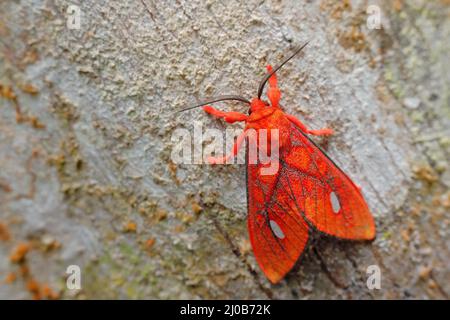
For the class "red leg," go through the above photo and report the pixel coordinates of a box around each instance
[266,65,281,108]
[207,130,247,164]
[203,105,248,123]
[286,114,333,136]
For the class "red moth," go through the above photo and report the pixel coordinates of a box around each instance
[183,42,376,283]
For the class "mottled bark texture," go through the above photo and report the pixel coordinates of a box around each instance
[0,0,448,299]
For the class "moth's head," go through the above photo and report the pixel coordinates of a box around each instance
[249,97,268,113]
[179,42,309,115]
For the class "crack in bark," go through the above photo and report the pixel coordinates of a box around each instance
[211,217,274,299]
[140,0,156,22]
[429,272,449,299]
[312,246,348,290]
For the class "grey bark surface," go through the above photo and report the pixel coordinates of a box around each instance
[0,0,449,299]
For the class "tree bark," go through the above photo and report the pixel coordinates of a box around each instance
[0,0,448,299]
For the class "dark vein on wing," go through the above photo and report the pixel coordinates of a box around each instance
[290,124,356,235]
[258,189,293,260]
[251,173,296,263]
[253,213,295,269]
[266,204,306,244]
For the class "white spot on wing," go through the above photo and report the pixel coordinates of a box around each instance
[269,220,285,239]
[330,191,341,213]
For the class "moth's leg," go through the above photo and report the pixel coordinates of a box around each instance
[267,65,281,108]
[207,129,247,164]
[203,105,248,123]
[307,128,334,136]
[286,114,333,136]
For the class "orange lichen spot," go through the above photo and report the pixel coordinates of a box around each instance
[26,279,41,300]
[191,202,203,215]
[413,164,438,183]
[29,116,46,129]
[5,272,17,284]
[42,284,60,300]
[41,235,61,252]
[10,242,31,263]
[16,113,25,123]
[0,181,12,193]
[0,84,16,100]
[145,238,155,248]
[20,49,39,67]
[168,160,180,185]
[339,26,366,52]
[124,221,137,233]
[154,209,168,222]
[19,83,39,95]
[144,238,156,254]
[393,0,403,11]
[178,212,195,224]
[0,222,11,241]
[428,279,438,290]
[418,266,432,280]
[432,195,441,207]
[0,84,45,128]
[401,229,410,242]
[48,240,61,251]
[321,0,351,19]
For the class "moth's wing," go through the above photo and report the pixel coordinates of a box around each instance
[282,122,376,240]
[246,145,310,284]
[246,121,375,283]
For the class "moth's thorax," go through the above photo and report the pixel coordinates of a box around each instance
[247,108,276,123]
[247,97,283,124]
[245,107,291,151]
[246,108,287,128]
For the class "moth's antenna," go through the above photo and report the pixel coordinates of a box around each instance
[178,95,250,113]
[257,40,310,99]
